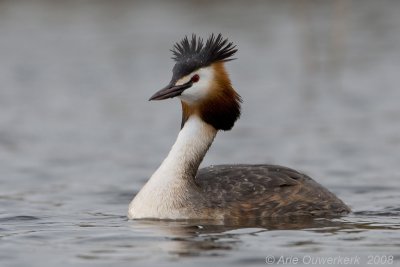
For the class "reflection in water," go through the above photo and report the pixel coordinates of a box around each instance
[128,214,400,258]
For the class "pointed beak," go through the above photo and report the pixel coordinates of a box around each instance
[149,81,193,101]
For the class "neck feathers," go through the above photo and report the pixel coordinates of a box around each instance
[158,116,217,179]
[128,116,217,219]
[181,63,242,130]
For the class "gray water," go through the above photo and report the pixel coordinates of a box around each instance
[1,0,400,266]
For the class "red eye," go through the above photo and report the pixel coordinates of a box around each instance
[191,74,200,83]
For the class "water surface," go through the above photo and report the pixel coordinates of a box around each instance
[0,1,399,266]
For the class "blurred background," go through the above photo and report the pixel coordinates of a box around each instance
[0,1,400,266]
[1,0,399,193]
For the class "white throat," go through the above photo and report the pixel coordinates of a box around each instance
[128,115,217,219]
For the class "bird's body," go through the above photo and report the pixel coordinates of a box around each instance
[128,34,350,220]
[195,164,349,219]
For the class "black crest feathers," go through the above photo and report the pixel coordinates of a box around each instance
[170,34,237,80]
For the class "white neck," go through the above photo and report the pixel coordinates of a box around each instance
[128,115,217,219]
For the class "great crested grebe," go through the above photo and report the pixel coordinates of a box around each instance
[128,34,350,220]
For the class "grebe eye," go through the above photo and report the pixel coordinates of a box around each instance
[191,74,200,83]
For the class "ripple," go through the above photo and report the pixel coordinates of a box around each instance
[353,207,400,217]
[0,215,40,222]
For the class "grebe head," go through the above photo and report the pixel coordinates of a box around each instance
[149,34,242,131]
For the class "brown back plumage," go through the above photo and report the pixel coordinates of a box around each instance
[195,164,350,219]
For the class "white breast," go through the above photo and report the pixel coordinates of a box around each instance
[128,116,217,219]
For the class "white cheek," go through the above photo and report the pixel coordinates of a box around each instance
[180,80,209,103]
[179,68,213,104]
[175,76,190,86]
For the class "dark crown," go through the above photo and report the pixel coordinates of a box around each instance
[170,34,237,81]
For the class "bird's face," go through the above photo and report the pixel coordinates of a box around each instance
[149,65,214,105]
[149,62,241,131]
[148,34,241,131]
